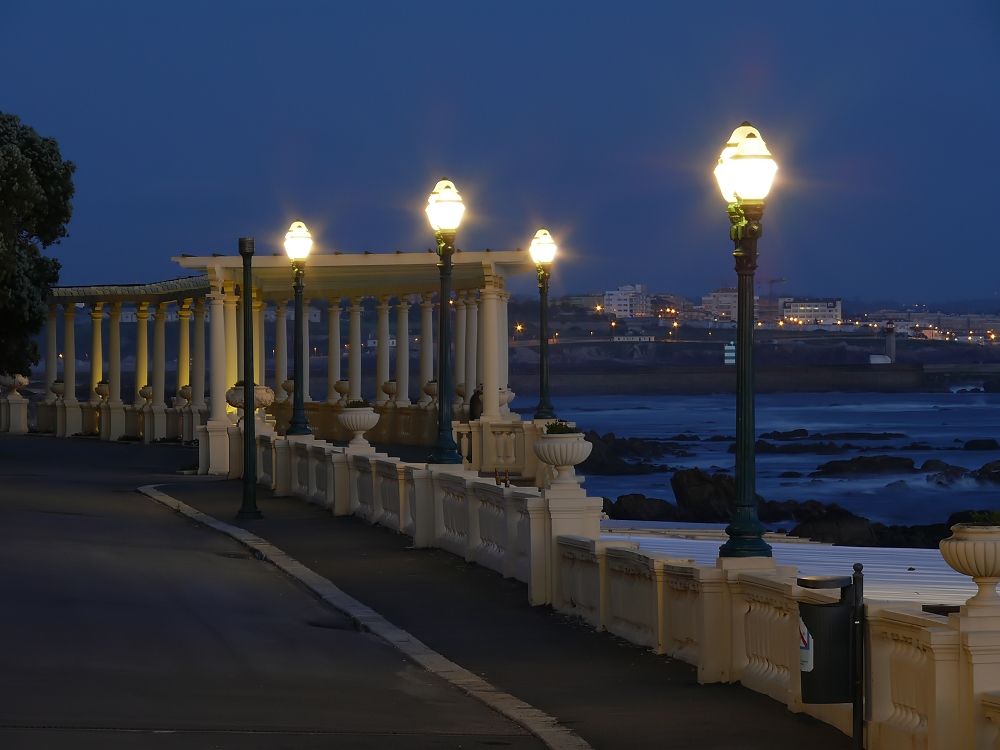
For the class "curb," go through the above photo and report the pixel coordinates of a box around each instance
[138,485,592,750]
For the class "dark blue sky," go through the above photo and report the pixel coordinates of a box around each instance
[3,1,998,302]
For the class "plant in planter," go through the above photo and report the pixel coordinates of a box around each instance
[0,374,29,395]
[534,420,591,485]
[338,400,379,449]
[940,522,1000,606]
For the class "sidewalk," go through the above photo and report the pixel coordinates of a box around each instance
[165,477,853,750]
[0,435,543,749]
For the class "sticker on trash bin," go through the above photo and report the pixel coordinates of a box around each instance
[799,617,814,672]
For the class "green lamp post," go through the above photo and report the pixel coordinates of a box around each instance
[714,122,778,558]
[529,228,558,420]
[426,179,465,464]
[236,237,262,520]
[284,220,314,436]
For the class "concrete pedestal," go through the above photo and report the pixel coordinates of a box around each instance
[205,419,231,476]
[100,401,126,441]
[6,394,28,435]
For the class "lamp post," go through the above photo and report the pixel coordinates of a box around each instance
[713,121,778,558]
[284,221,314,436]
[426,179,464,464]
[529,228,557,420]
[236,237,262,519]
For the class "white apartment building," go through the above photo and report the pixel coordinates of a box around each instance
[779,297,842,324]
[604,284,651,318]
[701,287,759,321]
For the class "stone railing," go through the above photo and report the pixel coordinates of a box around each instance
[458,417,551,482]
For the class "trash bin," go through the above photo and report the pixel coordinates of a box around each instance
[797,574,853,704]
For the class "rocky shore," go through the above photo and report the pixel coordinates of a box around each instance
[589,429,1000,548]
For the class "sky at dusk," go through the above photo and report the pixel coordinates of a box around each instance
[3,1,998,303]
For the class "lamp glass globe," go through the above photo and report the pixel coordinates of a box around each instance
[528,228,557,265]
[714,123,778,203]
[426,179,465,232]
[284,221,313,260]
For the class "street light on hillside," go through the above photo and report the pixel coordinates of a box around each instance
[425,179,464,464]
[284,220,314,436]
[713,121,778,558]
[529,228,557,421]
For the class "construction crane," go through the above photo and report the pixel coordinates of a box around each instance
[755,278,787,298]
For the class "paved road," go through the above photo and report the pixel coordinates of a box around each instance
[165,477,853,748]
[0,435,541,749]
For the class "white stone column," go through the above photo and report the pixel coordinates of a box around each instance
[481,286,500,417]
[223,282,237,395]
[499,289,510,392]
[206,286,230,475]
[147,301,168,441]
[454,292,466,403]
[327,301,341,403]
[192,299,207,410]
[348,297,363,401]
[477,292,486,394]
[395,297,410,407]
[464,294,478,406]
[375,297,391,405]
[89,303,104,405]
[419,294,434,406]
[300,298,311,402]
[108,303,122,405]
[236,295,244,384]
[177,302,191,392]
[134,302,149,405]
[45,305,58,403]
[254,291,264,387]
[274,300,288,401]
[103,302,126,441]
[61,304,81,436]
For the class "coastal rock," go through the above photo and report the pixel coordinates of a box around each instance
[580,431,675,475]
[758,498,828,523]
[789,505,877,546]
[778,471,804,478]
[964,438,1000,451]
[760,428,809,441]
[668,468,762,523]
[730,439,845,455]
[810,432,906,440]
[811,455,917,476]
[604,494,681,522]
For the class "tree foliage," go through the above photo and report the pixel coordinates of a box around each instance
[0,112,74,377]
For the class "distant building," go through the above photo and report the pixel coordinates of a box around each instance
[567,293,605,311]
[701,287,759,321]
[604,284,651,318]
[779,297,842,324]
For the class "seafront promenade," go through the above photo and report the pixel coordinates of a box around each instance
[0,434,849,749]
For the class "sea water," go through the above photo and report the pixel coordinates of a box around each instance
[527,392,1000,526]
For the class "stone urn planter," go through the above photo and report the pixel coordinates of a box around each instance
[381,380,397,402]
[178,384,192,404]
[940,524,1000,606]
[499,388,516,407]
[50,380,65,399]
[334,379,350,404]
[281,379,295,397]
[139,385,153,405]
[455,383,465,400]
[533,429,592,486]
[423,380,438,408]
[95,381,111,402]
[226,384,275,410]
[0,374,29,396]
[338,405,380,449]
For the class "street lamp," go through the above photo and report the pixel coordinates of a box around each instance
[426,179,464,464]
[236,237,262,520]
[529,228,557,420]
[714,121,777,559]
[284,220,313,436]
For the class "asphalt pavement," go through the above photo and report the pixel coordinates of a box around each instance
[0,434,541,749]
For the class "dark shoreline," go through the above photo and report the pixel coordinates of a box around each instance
[510,363,1000,396]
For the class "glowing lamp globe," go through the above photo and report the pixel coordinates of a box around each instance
[528,228,557,265]
[426,179,465,232]
[713,122,778,203]
[284,221,313,260]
